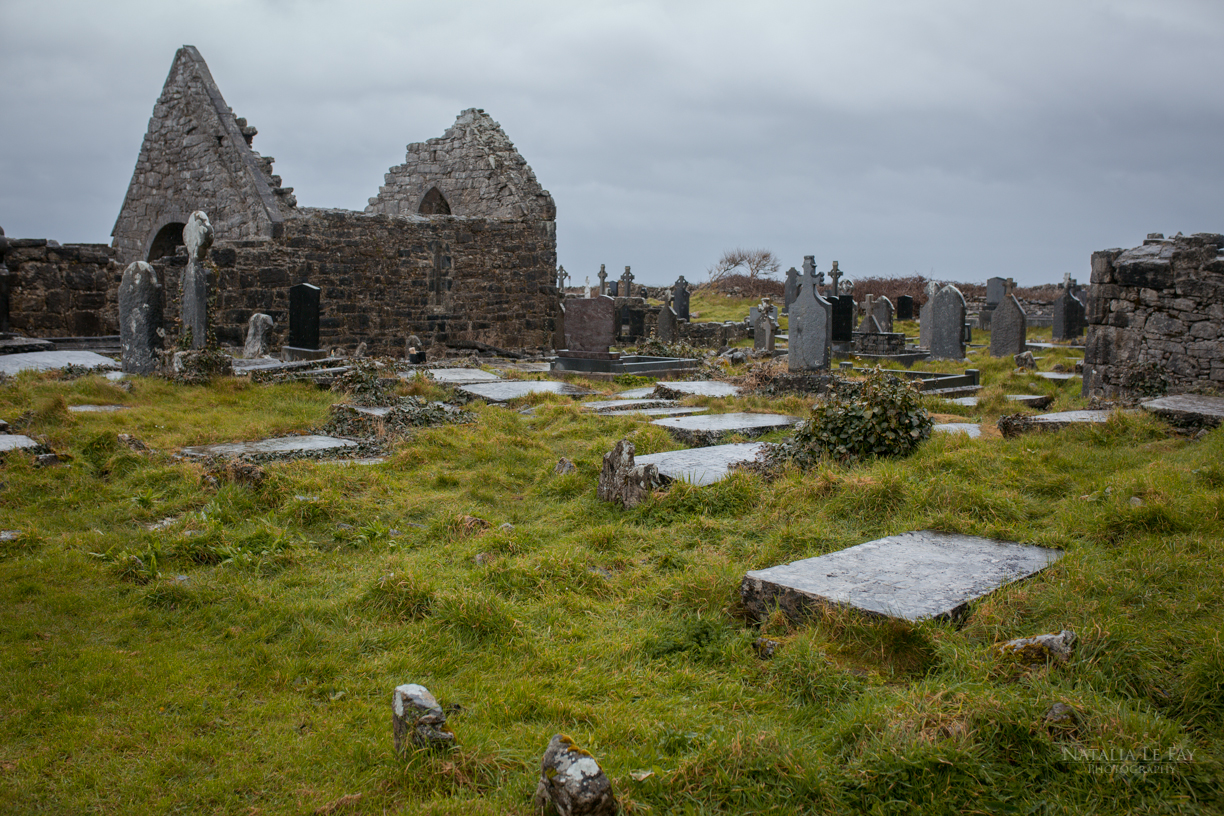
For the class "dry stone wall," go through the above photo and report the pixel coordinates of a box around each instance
[1084,232,1224,397]
[1,239,120,336]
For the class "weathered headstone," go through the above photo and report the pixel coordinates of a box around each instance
[243,313,273,359]
[1052,288,1086,341]
[788,257,832,371]
[753,311,775,352]
[985,276,1006,307]
[533,734,618,816]
[857,294,877,333]
[989,292,1027,357]
[929,284,967,360]
[872,296,894,333]
[562,296,616,352]
[657,294,677,344]
[180,211,214,349]
[673,276,691,321]
[918,281,938,348]
[288,282,321,350]
[832,295,854,342]
[896,295,913,320]
[118,261,163,375]
[597,439,660,509]
[556,265,569,290]
[783,267,799,314]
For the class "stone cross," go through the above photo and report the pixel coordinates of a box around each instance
[657,290,677,344]
[181,211,214,349]
[788,258,832,371]
[829,261,842,297]
[118,261,163,375]
[620,266,634,297]
[1063,272,1073,290]
[597,264,607,295]
[556,265,569,290]
[1005,277,1015,296]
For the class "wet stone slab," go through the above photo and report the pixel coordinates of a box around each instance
[0,435,41,453]
[932,423,982,438]
[945,394,1052,409]
[68,405,129,413]
[742,530,1063,623]
[600,406,710,418]
[0,351,119,376]
[1141,395,1224,429]
[424,368,503,384]
[583,399,678,412]
[998,409,1122,438]
[180,434,358,459]
[654,381,742,398]
[457,381,594,402]
[1034,371,1078,381]
[635,442,766,486]
[615,387,659,399]
[652,412,801,445]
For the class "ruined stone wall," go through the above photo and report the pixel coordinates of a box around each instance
[366,109,555,221]
[2,240,120,336]
[1084,233,1224,398]
[153,208,559,354]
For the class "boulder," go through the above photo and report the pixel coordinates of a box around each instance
[532,734,618,816]
[392,683,454,752]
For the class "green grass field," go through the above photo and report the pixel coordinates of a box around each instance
[1,331,1221,814]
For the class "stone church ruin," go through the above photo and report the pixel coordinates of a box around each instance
[4,45,559,355]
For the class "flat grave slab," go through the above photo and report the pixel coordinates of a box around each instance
[615,387,658,399]
[68,405,129,413]
[635,442,766,486]
[180,434,358,459]
[0,336,55,355]
[998,409,1124,437]
[425,368,502,384]
[600,406,710,418]
[457,381,594,402]
[1140,395,1224,429]
[0,351,119,376]
[652,412,801,445]
[0,435,41,453]
[943,394,1052,409]
[1034,371,1078,381]
[932,423,982,438]
[654,380,742,398]
[742,530,1063,623]
[583,398,677,412]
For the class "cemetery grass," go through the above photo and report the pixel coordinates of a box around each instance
[0,363,1222,814]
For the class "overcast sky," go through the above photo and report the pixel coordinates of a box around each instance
[2,0,1222,286]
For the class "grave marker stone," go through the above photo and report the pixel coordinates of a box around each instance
[607,280,618,297]
[180,211,214,349]
[597,264,607,295]
[562,296,617,351]
[828,261,842,296]
[657,294,677,343]
[673,276,690,321]
[118,261,163,375]
[989,288,1027,358]
[788,256,832,371]
[985,276,1006,307]
[1052,288,1086,341]
[288,282,322,350]
[918,281,938,348]
[896,295,913,320]
[619,266,634,298]
[872,296,894,333]
[783,267,799,314]
[754,310,775,351]
[929,284,967,360]
[832,295,854,342]
[244,313,274,358]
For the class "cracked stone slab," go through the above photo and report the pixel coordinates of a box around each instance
[68,405,129,413]
[1141,395,1224,429]
[635,442,766,486]
[944,394,1052,409]
[424,368,503,384]
[180,434,358,458]
[742,530,1063,623]
[654,380,742,397]
[651,412,800,444]
[600,406,710,418]
[583,399,678,412]
[457,381,594,401]
[933,423,982,438]
[0,435,40,453]
[615,387,659,399]
[0,351,119,376]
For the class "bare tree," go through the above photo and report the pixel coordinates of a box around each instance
[707,248,781,281]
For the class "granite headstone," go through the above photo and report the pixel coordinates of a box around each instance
[118,261,163,375]
[929,284,967,360]
[181,211,214,349]
[788,259,832,371]
[563,296,617,352]
[673,276,690,321]
[1052,289,1086,341]
[783,267,799,315]
[989,294,1027,357]
[289,282,322,350]
[896,295,913,320]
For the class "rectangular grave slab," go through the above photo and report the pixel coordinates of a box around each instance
[742,530,1062,623]
[634,442,766,486]
[997,409,1122,437]
[425,368,503,384]
[615,386,659,399]
[652,412,800,445]
[457,381,594,402]
[0,435,40,453]
[0,351,120,376]
[932,423,982,438]
[1034,371,1078,381]
[1140,395,1224,429]
[653,381,742,398]
[582,399,679,412]
[599,406,710,418]
[180,434,358,458]
[68,405,129,413]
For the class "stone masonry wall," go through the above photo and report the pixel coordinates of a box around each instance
[2,240,120,336]
[1083,232,1224,398]
[152,208,559,354]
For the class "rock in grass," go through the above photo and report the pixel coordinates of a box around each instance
[392,683,454,752]
[533,734,618,816]
[1044,702,1078,726]
[998,630,1076,664]
[596,440,660,509]
[753,637,780,659]
[554,457,576,475]
[1014,351,1036,370]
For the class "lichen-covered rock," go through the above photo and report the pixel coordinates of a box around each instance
[596,439,660,509]
[1013,350,1036,370]
[554,457,576,475]
[243,313,273,358]
[392,683,455,752]
[532,734,618,816]
[998,629,1076,664]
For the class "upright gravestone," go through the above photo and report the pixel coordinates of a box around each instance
[607,280,618,297]
[929,284,967,360]
[562,296,617,352]
[657,294,677,343]
[918,281,938,348]
[288,282,322,350]
[858,295,878,333]
[783,267,799,315]
[872,296,894,333]
[118,261,163,375]
[788,261,832,371]
[985,277,1006,307]
[832,295,854,342]
[989,290,1027,357]
[1052,288,1086,341]
[180,211,214,349]
[754,311,775,352]
[673,276,690,321]
[244,313,274,358]
[619,266,634,299]
[0,263,10,334]
[896,295,913,320]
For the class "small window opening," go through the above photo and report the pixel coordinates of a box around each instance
[419,187,451,216]
[147,222,186,261]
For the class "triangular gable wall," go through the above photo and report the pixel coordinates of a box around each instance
[366,108,555,220]
[112,45,296,264]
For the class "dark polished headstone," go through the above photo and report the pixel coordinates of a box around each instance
[1052,290,1086,341]
[289,282,322,350]
[896,295,913,320]
[673,276,690,321]
[607,281,619,297]
[985,276,1006,307]
[562,296,616,352]
[832,296,855,342]
[783,267,799,315]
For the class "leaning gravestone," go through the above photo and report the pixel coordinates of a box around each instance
[783,267,799,315]
[788,256,832,371]
[180,211,214,349]
[118,261,163,375]
[244,313,274,359]
[288,282,322,350]
[896,295,913,320]
[672,276,690,321]
[1052,289,1086,341]
[918,281,938,348]
[832,295,854,342]
[989,292,1027,357]
[929,284,967,360]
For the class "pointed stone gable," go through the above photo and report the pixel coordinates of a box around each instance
[366,109,556,221]
[112,46,295,265]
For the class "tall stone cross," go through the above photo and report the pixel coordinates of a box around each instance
[597,264,608,295]
[1005,277,1015,296]
[181,210,214,349]
[557,265,569,289]
[1062,272,1073,291]
[620,266,634,296]
[829,260,842,297]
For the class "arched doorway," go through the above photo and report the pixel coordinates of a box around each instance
[147,222,186,261]
[418,187,451,216]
